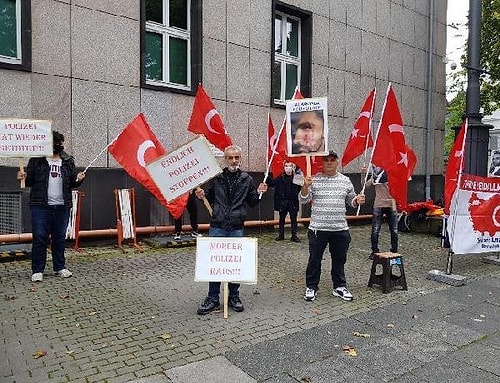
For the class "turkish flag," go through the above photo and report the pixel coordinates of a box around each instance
[267,114,284,177]
[109,113,188,219]
[371,84,410,210]
[274,88,322,176]
[341,88,375,167]
[444,119,467,215]
[188,84,232,151]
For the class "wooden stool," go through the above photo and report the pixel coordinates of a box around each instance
[368,252,408,293]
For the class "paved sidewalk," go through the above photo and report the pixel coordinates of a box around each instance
[1,225,499,382]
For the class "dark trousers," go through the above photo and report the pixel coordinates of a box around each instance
[371,207,398,254]
[30,205,70,273]
[174,193,198,233]
[278,203,298,238]
[305,229,351,290]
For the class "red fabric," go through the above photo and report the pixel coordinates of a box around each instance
[341,88,375,167]
[274,89,323,176]
[407,146,417,179]
[371,85,410,210]
[108,113,188,219]
[187,84,232,151]
[267,114,284,177]
[444,120,467,215]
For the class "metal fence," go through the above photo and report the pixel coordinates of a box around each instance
[0,191,23,234]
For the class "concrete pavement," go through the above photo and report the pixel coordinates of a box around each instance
[1,224,499,382]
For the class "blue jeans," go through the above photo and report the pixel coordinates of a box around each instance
[306,229,351,290]
[30,205,70,274]
[371,207,398,254]
[207,227,244,301]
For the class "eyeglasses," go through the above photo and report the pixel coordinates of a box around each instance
[226,155,240,160]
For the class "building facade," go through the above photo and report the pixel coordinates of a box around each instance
[0,0,448,232]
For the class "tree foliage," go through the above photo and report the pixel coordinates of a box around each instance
[445,0,500,156]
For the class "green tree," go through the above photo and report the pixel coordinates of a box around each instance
[445,0,500,156]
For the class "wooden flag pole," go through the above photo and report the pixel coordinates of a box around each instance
[306,155,311,177]
[223,282,229,319]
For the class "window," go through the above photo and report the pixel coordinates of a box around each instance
[272,2,311,105]
[142,0,201,93]
[0,0,31,70]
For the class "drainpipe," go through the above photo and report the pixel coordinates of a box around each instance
[424,0,435,201]
[0,215,372,244]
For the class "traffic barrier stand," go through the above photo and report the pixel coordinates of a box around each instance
[66,190,84,252]
[114,188,143,252]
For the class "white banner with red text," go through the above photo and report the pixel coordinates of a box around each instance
[447,173,500,254]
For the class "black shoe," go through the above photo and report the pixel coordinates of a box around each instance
[290,236,301,243]
[275,236,284,241]
[369,253,376,260]
[228,296,244,312]
[197,297,220,315]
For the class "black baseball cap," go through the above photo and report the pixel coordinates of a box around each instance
[325,150,338,159]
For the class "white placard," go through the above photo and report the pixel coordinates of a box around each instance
[285,97,329,157]
[0,119,52,157]
[146,136,222,202]
[195,237,258,283]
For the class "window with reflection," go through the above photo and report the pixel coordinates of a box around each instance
[0,0,31,70]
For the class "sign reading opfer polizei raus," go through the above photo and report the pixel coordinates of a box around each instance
[146,135,222,202]
[195,237,258,283]
[0,119,53,157]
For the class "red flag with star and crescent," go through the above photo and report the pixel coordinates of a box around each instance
[341,88,375,167]
[108,113,188,219]
[188,84,232,151]
[444,119,468,215]
[267,114,285,177]
[371,84,411,210]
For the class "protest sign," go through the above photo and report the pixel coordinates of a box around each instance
[0,119,52,157]
[285,97,328,157]
[195,237,258,283]
[146,135,222,202]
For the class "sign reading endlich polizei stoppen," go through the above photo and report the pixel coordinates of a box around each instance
[195,237,258,283]
[0,119,53,157]
[146,135,222,202]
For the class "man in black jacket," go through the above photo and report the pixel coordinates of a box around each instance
[195,145,268,315]
[17,131,85,282]
[267,161,302,242]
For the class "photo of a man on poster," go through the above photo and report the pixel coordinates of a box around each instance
[286,97,328,156]
[488,149,500,177]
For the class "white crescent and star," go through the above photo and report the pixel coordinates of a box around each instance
[137,140,155,168]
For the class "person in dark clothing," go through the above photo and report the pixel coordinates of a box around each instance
[173,190,200,240]
[194,145,268,315]
[17,131,85,282]
[267,161,302,242]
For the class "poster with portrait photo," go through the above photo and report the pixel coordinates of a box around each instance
[285,97,328,157]
[488,149,500,177]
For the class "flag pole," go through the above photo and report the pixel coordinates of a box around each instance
[260,86,300,199]
[445,119,468,274]
[356,88,377,215]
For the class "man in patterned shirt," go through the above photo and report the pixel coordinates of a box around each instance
[299,151,365,302]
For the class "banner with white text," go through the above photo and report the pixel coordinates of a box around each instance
[447,173,500,254]
[0,119,52,157]
[195,237,258,283]
[146,136,222,202]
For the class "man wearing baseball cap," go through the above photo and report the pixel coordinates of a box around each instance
[299,150,365,302]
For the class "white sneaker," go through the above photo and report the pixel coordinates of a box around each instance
[55,269,72,278]
[304,287,316,301]
[31,273,43,282]
[190,231,202,238]
[174,233,181,240]
[333,286,353,301]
